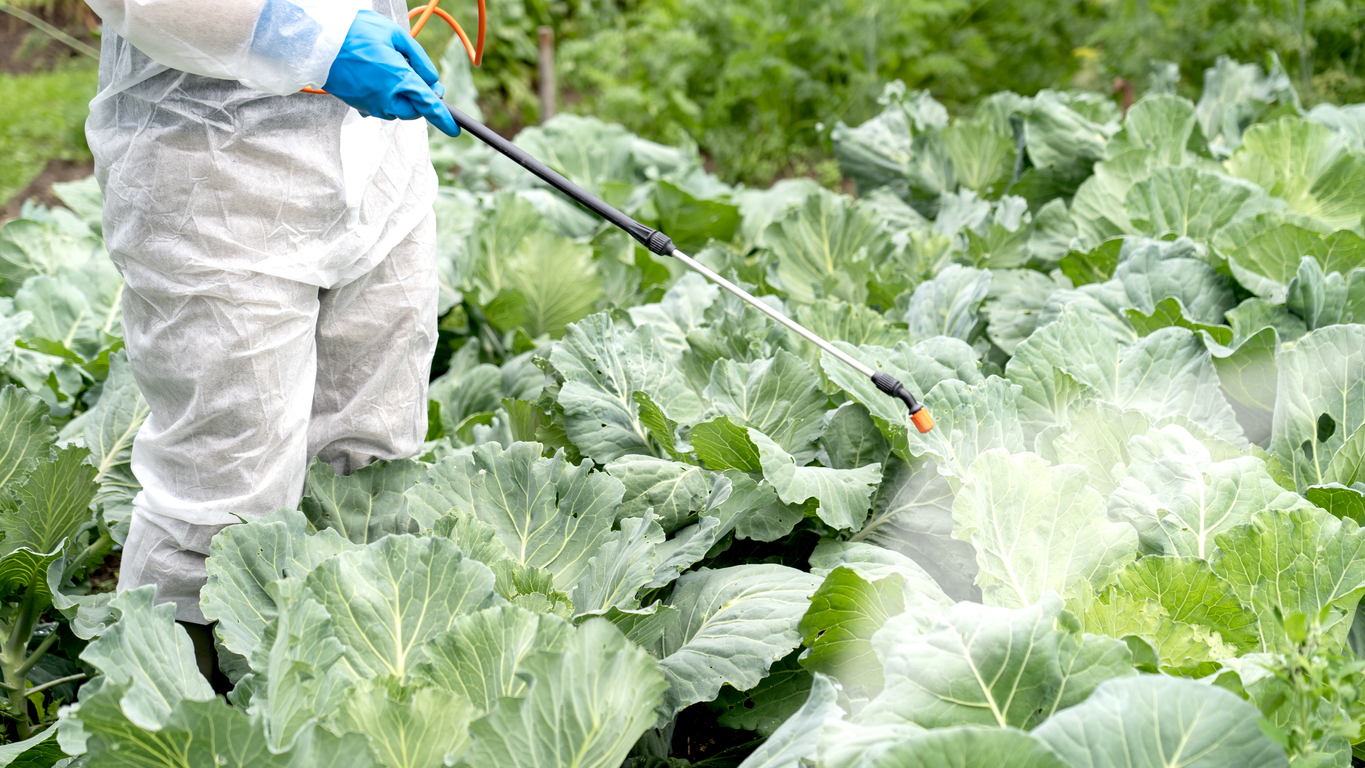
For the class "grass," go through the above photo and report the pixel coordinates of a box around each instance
[0,63,98,206]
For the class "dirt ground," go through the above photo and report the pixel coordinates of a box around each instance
[1,157,96,223]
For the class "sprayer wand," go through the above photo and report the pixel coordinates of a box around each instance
[441,101,934,433]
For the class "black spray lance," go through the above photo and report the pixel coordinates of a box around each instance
[442,101,935,434]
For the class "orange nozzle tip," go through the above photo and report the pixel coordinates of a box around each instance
[911,409,934,433]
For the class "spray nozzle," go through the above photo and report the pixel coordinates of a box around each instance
[871,372,933,433]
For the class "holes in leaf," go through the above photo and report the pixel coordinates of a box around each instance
[1318,413,1337,443]
[1302,440,1316,462]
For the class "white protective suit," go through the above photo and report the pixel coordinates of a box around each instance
[87,0,440,623]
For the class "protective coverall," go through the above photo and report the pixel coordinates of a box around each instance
[85,0,452,623]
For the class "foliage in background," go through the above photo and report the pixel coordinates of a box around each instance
[1,41,1360,764]
[0,67,97,205]
[414,0,1365,186]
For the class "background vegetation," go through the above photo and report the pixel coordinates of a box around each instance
[1,0,1363,202]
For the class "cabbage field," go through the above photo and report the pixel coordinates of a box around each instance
[0,48,1362,767]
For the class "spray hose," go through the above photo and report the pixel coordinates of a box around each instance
[308,3,934,433]
[303,0,486,95]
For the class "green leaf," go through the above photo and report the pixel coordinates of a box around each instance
[1229,224,1365,295]
[1195,54,1300,157]
[736,673,843,768]
[0,546,62,605]
[1108,425,1313,559]
[0,384,54,488]
[795,300,903,351]
[808,541,950,620]
[1227,116,1365,230]
[1035,402,1152,495]
[14,273,105,360]
[1286,257,1354,330]
[682,295,800,394]
[705,351,828,461]
[761,189,893,305]
[981,269,1073,355]
[626,273,719,358]
[832,85,950,202]
[646,472,764,587]
[1213,507,1365,651]
[202,509,357,664]
[864,727,1067,768]
[1115,241,1235,326]
[962,197,1035,270]
[303,535,498,678]
[413,443,623,588]
[692,415,762,471]
[820,338,985,462]
[0,445,97,556]
[1306,484,1365,525]
[603,602,680,649]
[1069,150,1161,248]
[953,450,1137,608]
[338,681,476,768]
[819,403,890,471]
[490,560,573,617]
[1008,305,1243,446]
[943,121,1016,195]
[76,587,215,731]
[247,579,349,751]
[551,313,705,462]
[751,428,880,531]
[1269,324,1365,491]
[462,619,668,768]
[894,264,991,342]
[0,218,98,295]
[860,593,1134,729]
[632,391,685,461]
[1033,675,1288,768]
[659,564,822,715]
[1125,167,1266,242]
[1112,555,1259,652]
[607,456,711,533]
[851,456,977,602]
[1022,90,1115,183]
[1059,238,1122,287]
[68,680,378,768]
[901,376,1026,482]
[300,458,424,544]
[654,180,741,253]
[710,653,813,738]
[1324,424,1365,488]
[1109,94,1200,165]
[412,605,571,714]
[81,351,148,527]
[569,511,664,616]
[798,567,905,689]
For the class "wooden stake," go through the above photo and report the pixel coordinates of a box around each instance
[538,26,556,121]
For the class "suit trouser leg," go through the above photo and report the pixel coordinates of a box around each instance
[116,212,438,623]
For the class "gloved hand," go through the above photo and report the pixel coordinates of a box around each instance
[323,10,462,137]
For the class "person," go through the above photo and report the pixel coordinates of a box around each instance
[83,0,461,671]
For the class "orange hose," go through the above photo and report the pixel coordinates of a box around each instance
[303,0,485,94]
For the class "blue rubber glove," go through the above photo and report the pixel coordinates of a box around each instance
[323,10,461,137]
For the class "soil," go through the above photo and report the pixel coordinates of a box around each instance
[87,550,120,594]
[1,157,95,224]
[670,704,763,767]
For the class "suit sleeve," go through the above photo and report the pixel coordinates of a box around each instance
[84,0,364,94]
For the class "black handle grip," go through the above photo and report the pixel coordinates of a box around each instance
[443,101,675,256]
